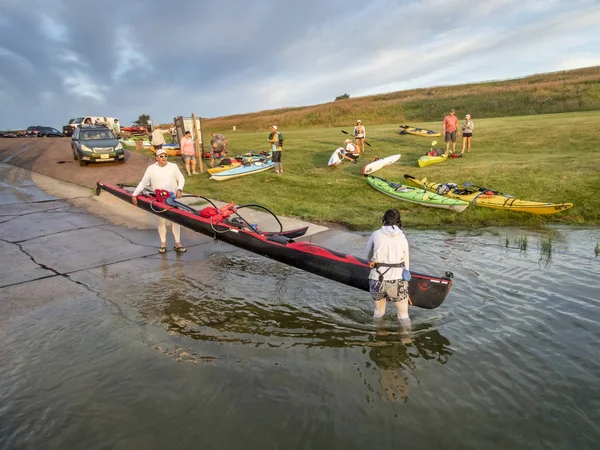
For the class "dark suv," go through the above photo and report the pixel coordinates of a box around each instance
[71,126,125,166]
[26,126,42,137]
[37,127,63,137]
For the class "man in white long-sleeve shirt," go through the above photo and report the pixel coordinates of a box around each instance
[132,148,186,254]
[365,209,411,321]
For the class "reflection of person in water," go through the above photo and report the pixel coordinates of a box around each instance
[366,325,453,402]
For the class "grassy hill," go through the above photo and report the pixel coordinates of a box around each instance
[203,66,600,132]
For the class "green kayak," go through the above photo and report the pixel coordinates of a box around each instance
[366,175,469,213]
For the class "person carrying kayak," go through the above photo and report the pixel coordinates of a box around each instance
[365,209,411,322]
[131,148,187,254]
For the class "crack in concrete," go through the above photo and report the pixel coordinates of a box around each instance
[10,223,110,244]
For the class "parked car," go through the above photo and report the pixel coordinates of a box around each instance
[26,126,42,137]
[37,127,63,137]
[71,126,125,166]
[63,116,118,137]
[0,130,18,138]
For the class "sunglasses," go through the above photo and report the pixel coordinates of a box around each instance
[157,155,168,158]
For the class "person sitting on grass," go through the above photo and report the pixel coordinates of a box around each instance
[344,139,360,163]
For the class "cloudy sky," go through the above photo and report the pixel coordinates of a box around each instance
[1,0,599,130]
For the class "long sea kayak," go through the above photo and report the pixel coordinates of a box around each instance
[404,174,574,215]
[366,176,469,213]
[96,181,453,309]
[399,125,441,137]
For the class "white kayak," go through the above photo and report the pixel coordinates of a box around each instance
[362,154,401,176]
[328,148,345,166]
[210,159,275,181]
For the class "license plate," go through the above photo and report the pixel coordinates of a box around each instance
[100,154,109,159]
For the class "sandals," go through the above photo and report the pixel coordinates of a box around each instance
[173,246,187,253]
[158,247,167,254]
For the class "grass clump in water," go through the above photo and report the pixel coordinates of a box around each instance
[539,234,553,261]
[514,235,528,251]
[595,242,599,257]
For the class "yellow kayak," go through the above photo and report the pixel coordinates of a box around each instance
[207,159,242,175]
[151,146,181,157]
[418,153,448,168]
[399,125,441,138]
[403,174,574,215]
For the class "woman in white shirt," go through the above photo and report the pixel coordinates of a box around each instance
[461,114,474,154]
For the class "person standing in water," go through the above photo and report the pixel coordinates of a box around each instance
[365,209,411,322]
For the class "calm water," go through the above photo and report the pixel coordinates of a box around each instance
[1,227,599,449]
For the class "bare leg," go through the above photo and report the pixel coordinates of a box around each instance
[445,140,450,154]
[185,160,191,176]
[373,299,387,318]
[396,298,410,321]
[461,137,467,154]
[191,159,197,174]
[467,137,472,152]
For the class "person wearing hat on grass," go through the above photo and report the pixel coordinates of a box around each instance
[354,120,366,154]
[442,108,459,154]
[131,148,187,254]
[461,114,474,154]
[268,125,284,173]
[344,138,360,163]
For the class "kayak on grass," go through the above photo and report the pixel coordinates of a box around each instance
[366,175,469,213]
[210,157,274,181]
[418,152,448,168]
[403,174,574,215]
[362,154,401,176]
[328,147,359,166]
[96,181,454,309]
[207,158,243,175]
[399,125,441,137]
[151,145,181,157]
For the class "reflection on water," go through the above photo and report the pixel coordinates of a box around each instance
[2,227,600,449]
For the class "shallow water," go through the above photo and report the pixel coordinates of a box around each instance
[1,227,599,449]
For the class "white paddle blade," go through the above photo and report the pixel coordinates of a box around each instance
[431,140,437,146]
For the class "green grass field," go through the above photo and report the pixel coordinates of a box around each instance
[128,111,600,230]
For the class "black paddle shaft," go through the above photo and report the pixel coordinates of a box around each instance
[340,130,372,147]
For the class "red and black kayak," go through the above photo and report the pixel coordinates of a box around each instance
[96,181,453,309]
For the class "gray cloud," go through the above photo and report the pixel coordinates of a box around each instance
[0,0,598,130]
